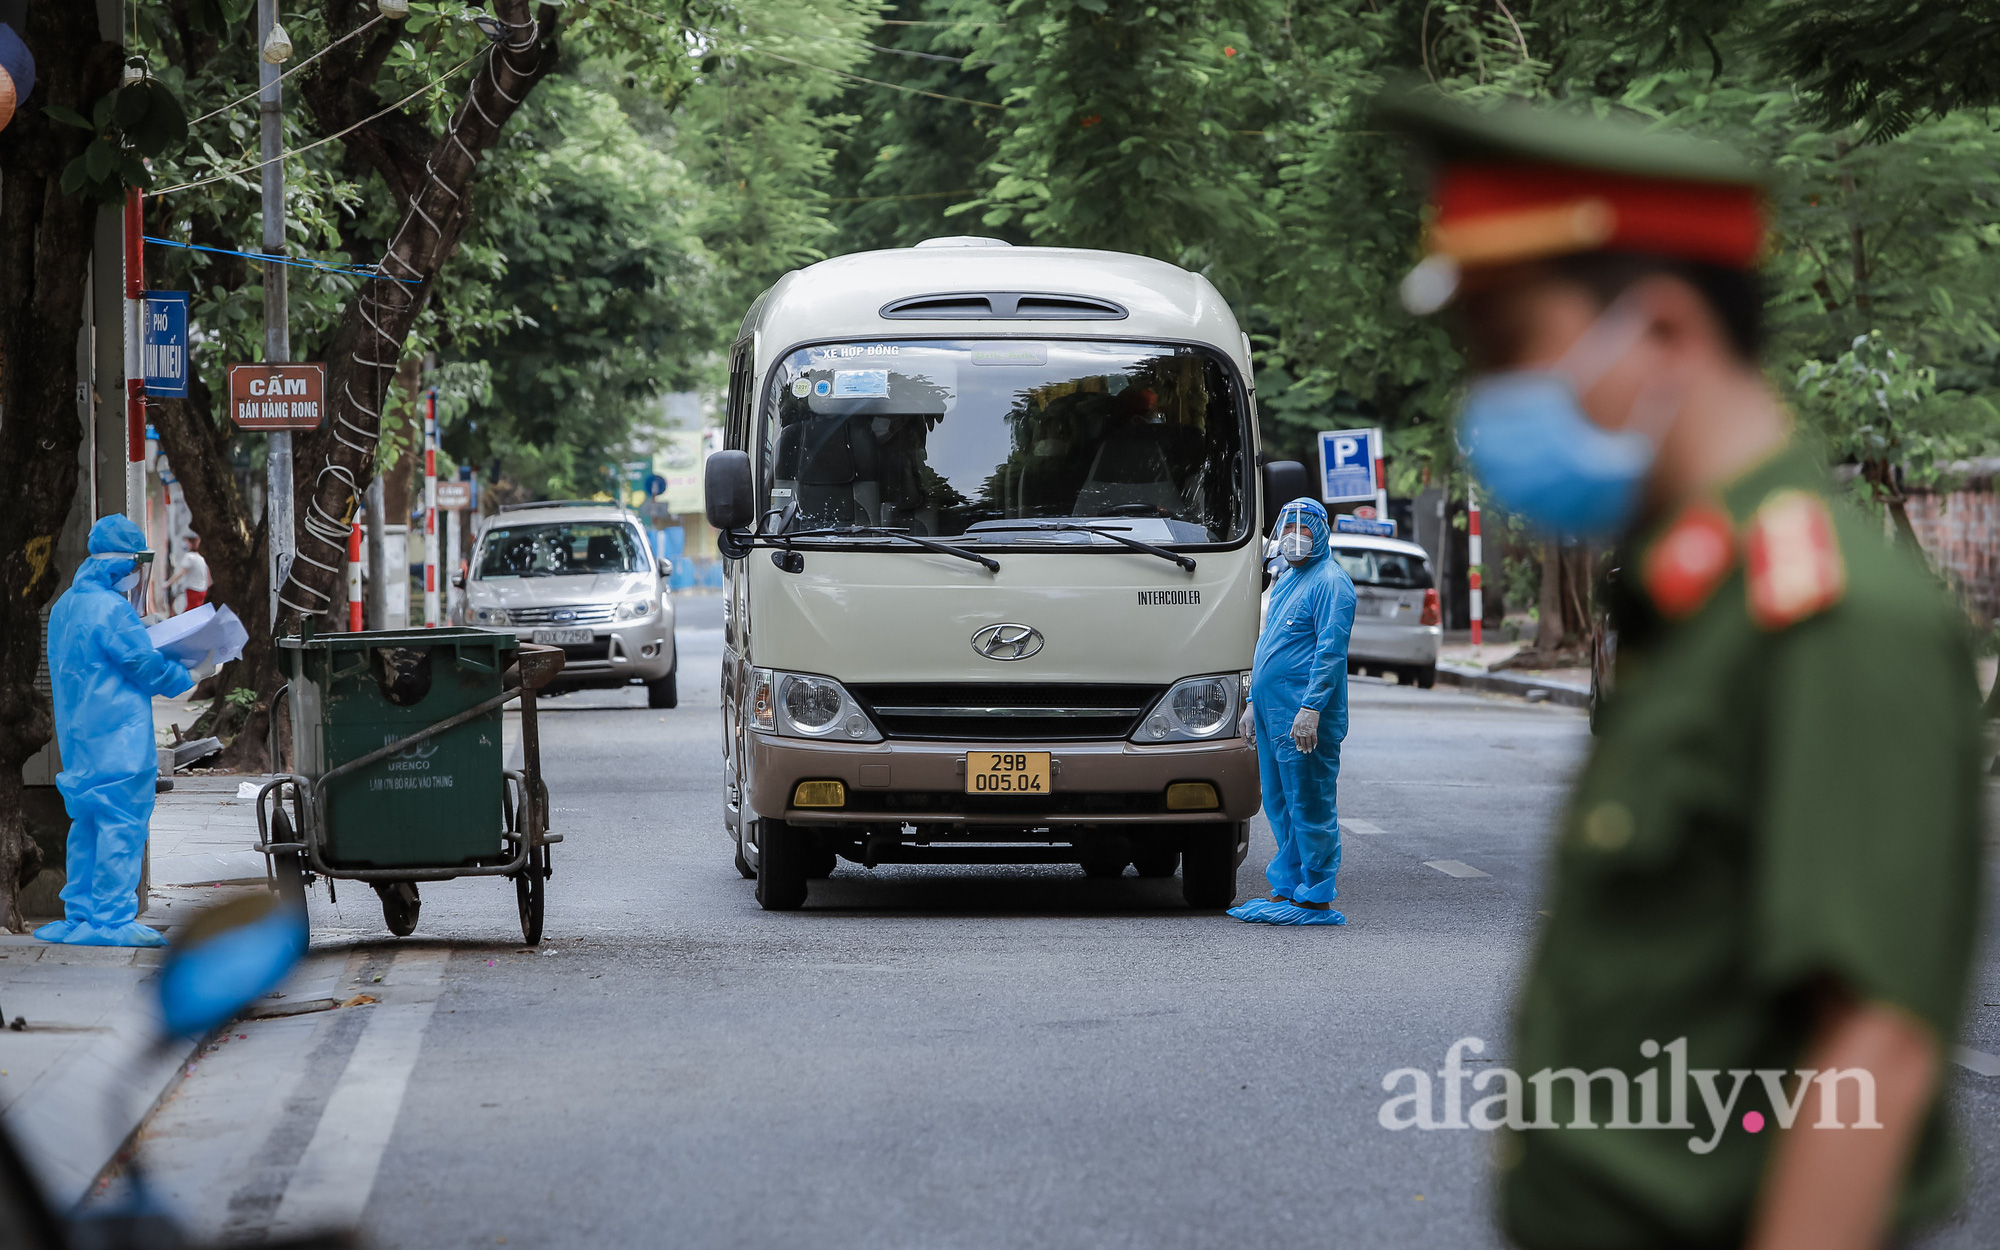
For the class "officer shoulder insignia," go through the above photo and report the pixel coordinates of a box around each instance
[1745,489,1846,629]
[1641,502,1736,620]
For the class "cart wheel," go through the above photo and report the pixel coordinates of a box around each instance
[516,847,546,945]
[269,808,308,908]
[377,882,421,937]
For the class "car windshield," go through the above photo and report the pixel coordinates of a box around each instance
[476,521,647,578]
[762,339,1247,546]
[1330,546,1434,590]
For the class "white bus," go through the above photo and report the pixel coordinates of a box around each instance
[705,237,1312,910]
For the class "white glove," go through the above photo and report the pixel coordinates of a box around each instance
[1290,707,1319,753]
[1238,703,1255,744]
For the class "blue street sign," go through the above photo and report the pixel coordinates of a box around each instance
[645,473,668,498]
[1334,515,1396,537]
[1317,427,1379,503]
[141,291,190,398]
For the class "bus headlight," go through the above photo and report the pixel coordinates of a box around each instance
[1135,673,1243,743]
[748,668,882,742]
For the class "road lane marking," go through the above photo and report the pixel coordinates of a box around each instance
[1340,819,1385,835]
[1954,1046,2000,1077]
[269,947,446,1236]
[1423,859,1492,879]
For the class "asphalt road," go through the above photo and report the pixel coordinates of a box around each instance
[115,594,2000,1248]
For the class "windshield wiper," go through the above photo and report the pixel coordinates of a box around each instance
[787,526,1000,573]
[967,522,1196,572]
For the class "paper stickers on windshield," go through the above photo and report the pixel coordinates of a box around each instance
[833,370,890,399]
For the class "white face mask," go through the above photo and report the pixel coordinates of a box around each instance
[116,571,141,593]
[1277,530,1312,562]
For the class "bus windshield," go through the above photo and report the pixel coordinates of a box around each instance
[762,339,1248,546]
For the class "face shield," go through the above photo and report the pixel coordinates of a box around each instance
[1274,500,1321,563]
[97,550,155,611]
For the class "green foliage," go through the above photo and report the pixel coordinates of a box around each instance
[1793,331,1994,502]
[119,0,2000,514]
[435,79,712,497]
[46,74,189,201]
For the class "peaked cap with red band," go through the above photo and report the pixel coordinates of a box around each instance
[1375,88,1768,313]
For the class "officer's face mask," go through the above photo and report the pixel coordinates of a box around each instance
[1456,297,1680,540]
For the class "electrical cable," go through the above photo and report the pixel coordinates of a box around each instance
[141,234,421,283]
[828,186,976,204]
[185,14,385,127]
[151,46,484,196]
[743,47,1001,110]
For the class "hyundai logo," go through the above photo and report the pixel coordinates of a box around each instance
[553,609,575,622]
[971,623,1044,661]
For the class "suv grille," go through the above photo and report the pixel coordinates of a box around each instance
[510,603,616,625]
[848,683,1162,742]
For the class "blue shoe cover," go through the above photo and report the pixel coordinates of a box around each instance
[1226,898,1289,923]
[33,919,78,943]
[1261,903,1347,926]
[63,921,169,947]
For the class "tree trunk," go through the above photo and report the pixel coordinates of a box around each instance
[0,7,125,931]
[205,1,562,758]
[1535,540,1563,654]
[150,374,277,757]
[1562,545,1594,642]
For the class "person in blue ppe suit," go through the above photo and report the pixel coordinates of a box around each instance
[1230,499,1356,926]
[35,515,193,947]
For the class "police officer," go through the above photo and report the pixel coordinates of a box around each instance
[1382,92,1985,1250]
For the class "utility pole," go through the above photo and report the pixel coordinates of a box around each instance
[365,476,387,629]
[258,0,292,627]
[423,389,438,627]
[1468,487,1483,648]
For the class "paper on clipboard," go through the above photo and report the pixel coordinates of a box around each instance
[146,603,249,672]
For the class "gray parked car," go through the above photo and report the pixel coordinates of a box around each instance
[1330,534,1440,688]
[459,501,678,707]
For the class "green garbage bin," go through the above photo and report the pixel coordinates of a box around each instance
[282,627,519,870]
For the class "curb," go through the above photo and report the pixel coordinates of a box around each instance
[1436,662,1592,709]
[7,978,200,1210]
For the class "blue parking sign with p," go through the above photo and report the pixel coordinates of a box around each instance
[1317,427,1379,503]
[141,291,190,398]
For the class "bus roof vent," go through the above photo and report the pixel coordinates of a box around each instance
[912,236,1012,248]
[880,292,1129,320]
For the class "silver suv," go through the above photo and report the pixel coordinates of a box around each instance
[459,502,678,707]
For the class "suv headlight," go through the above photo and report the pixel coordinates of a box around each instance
[747,668,883,742]
[470,606,511,626]
[615,597,657,621]
[1134,673,1243,743]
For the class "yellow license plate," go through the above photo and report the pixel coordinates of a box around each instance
[965,751,1051,796]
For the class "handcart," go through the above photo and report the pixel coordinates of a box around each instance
[253,626,566,944]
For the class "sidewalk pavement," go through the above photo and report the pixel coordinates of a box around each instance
[1435,640,1592,709]
[3,772,277,1210]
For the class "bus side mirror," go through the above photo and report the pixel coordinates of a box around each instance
[1260,461,1313,534]
[705,451,755,532]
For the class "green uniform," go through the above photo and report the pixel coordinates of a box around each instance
[1502,444,1986,1248]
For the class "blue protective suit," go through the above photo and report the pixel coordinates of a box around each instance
[1242,501,1354,914]
[35,516,192,947]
